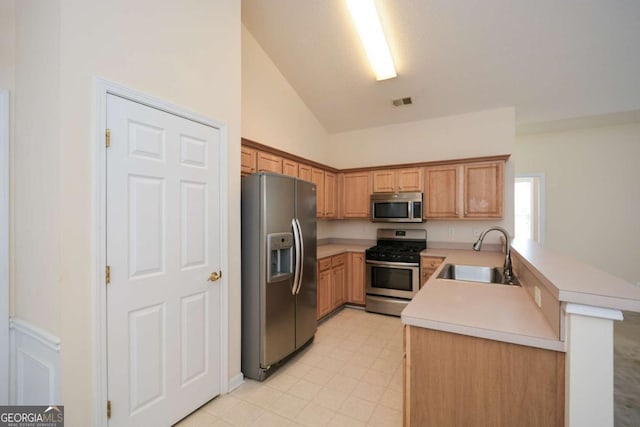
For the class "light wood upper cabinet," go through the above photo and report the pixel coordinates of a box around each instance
[311,168,337,219]
[311,168,325,217]
[397,168,423,192]
[372,168,423,193]
[298,163,312,181]
[324,172,337,218]
[282,158,298,177]
[424,166,460,218]
[342,172,370,218]
[424,161,504,219]
[240,147,257,176]
[347,252,365,305]
[256,152,282,174]
[372,170,396,193]
[464,162,503,218]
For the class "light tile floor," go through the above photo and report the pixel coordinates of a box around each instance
[176,308,404,427]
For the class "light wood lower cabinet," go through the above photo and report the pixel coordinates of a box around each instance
[318,252,364,317]
[347,252,365,305]
[317,254,346,319]
[404,326,565,427]
[420,256,444,285]
[331,254,346,307]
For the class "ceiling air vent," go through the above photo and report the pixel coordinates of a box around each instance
[392,97,412,107]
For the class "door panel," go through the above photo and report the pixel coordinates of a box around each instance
[107,94,221,427]
[295,180,317,347]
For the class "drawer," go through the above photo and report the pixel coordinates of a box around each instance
[318,257,332,272]
[331,253,346,268]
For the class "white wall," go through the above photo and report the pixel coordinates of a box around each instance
[325,108,516,244]
[242,25,329,163]
[14,1,241,425]
[516,122,640,285]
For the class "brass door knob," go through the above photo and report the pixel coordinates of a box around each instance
[208,271,222,282]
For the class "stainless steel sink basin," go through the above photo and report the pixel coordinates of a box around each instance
[437,264,520,286]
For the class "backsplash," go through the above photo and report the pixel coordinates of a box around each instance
[319,219,510,245]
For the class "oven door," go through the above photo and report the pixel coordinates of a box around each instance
[366,260,420,299]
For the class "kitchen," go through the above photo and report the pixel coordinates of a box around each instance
[3,1,640,427]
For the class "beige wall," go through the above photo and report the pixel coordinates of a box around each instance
[0,0,15,314]
[0,0,15,91]
[516,122,640,285]
[14,1,241,425]
[325,108,516,244]
[242,25,329,163]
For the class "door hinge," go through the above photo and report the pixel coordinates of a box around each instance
[105,128,111,148]
[107,400,112,419]
[105,265,111,284]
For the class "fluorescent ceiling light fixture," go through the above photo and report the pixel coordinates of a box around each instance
[346,0,397,81]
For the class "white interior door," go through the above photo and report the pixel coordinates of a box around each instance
[106,94,221,426]
[0,89,9,405]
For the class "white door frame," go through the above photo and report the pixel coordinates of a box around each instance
[93,78,230,426]
[0,89,10,405]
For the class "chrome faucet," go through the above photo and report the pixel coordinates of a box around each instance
[473,226,514,283]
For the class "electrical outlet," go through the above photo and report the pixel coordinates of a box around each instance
[448,227,455,236]
[472,228,481,237]
[534,286,542,307]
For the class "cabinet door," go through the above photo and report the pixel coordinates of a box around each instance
[240,147,257,175]
[397,168,423,192]
[311,168,325,217]
[372,170,396,193]
[347,252,365,305]
[298,163,312,181]
[464,162,503,218]
[342,172,370,218]
[332,265,346,308]
[317,269,332,319]
[420,256,444,284]
[257,152,283,174]
[324,171,337,218]
[282,159,299,177]
[424,166,460,218]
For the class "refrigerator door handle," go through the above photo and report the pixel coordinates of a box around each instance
[291,218,302,295]
[295,218,304,294]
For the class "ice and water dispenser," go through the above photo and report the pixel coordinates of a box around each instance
[266,232,294,283]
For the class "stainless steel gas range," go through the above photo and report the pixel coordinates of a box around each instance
[365,229,427,316]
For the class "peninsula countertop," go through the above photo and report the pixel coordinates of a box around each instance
[402,248,565,352]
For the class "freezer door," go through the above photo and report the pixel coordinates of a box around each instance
[261,174,297,367]
[295,179,318,348]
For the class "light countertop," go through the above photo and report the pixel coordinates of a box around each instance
[317,243,369,259]
[511,238,640,312]
[403,248,565,352]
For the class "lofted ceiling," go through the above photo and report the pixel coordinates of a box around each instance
[242,0,640,133]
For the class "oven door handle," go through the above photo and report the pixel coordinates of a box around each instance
[366,260,419,268]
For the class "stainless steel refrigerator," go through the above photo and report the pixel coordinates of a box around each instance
[241,172,317,381]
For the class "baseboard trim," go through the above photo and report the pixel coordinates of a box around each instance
[9,318,61,405]
[228,373,244,393]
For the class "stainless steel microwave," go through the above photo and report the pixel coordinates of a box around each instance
[370,192,423,223]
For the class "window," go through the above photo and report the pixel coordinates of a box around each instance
[514,175,544,243]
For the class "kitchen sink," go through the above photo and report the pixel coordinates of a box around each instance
[437,264,520,286]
